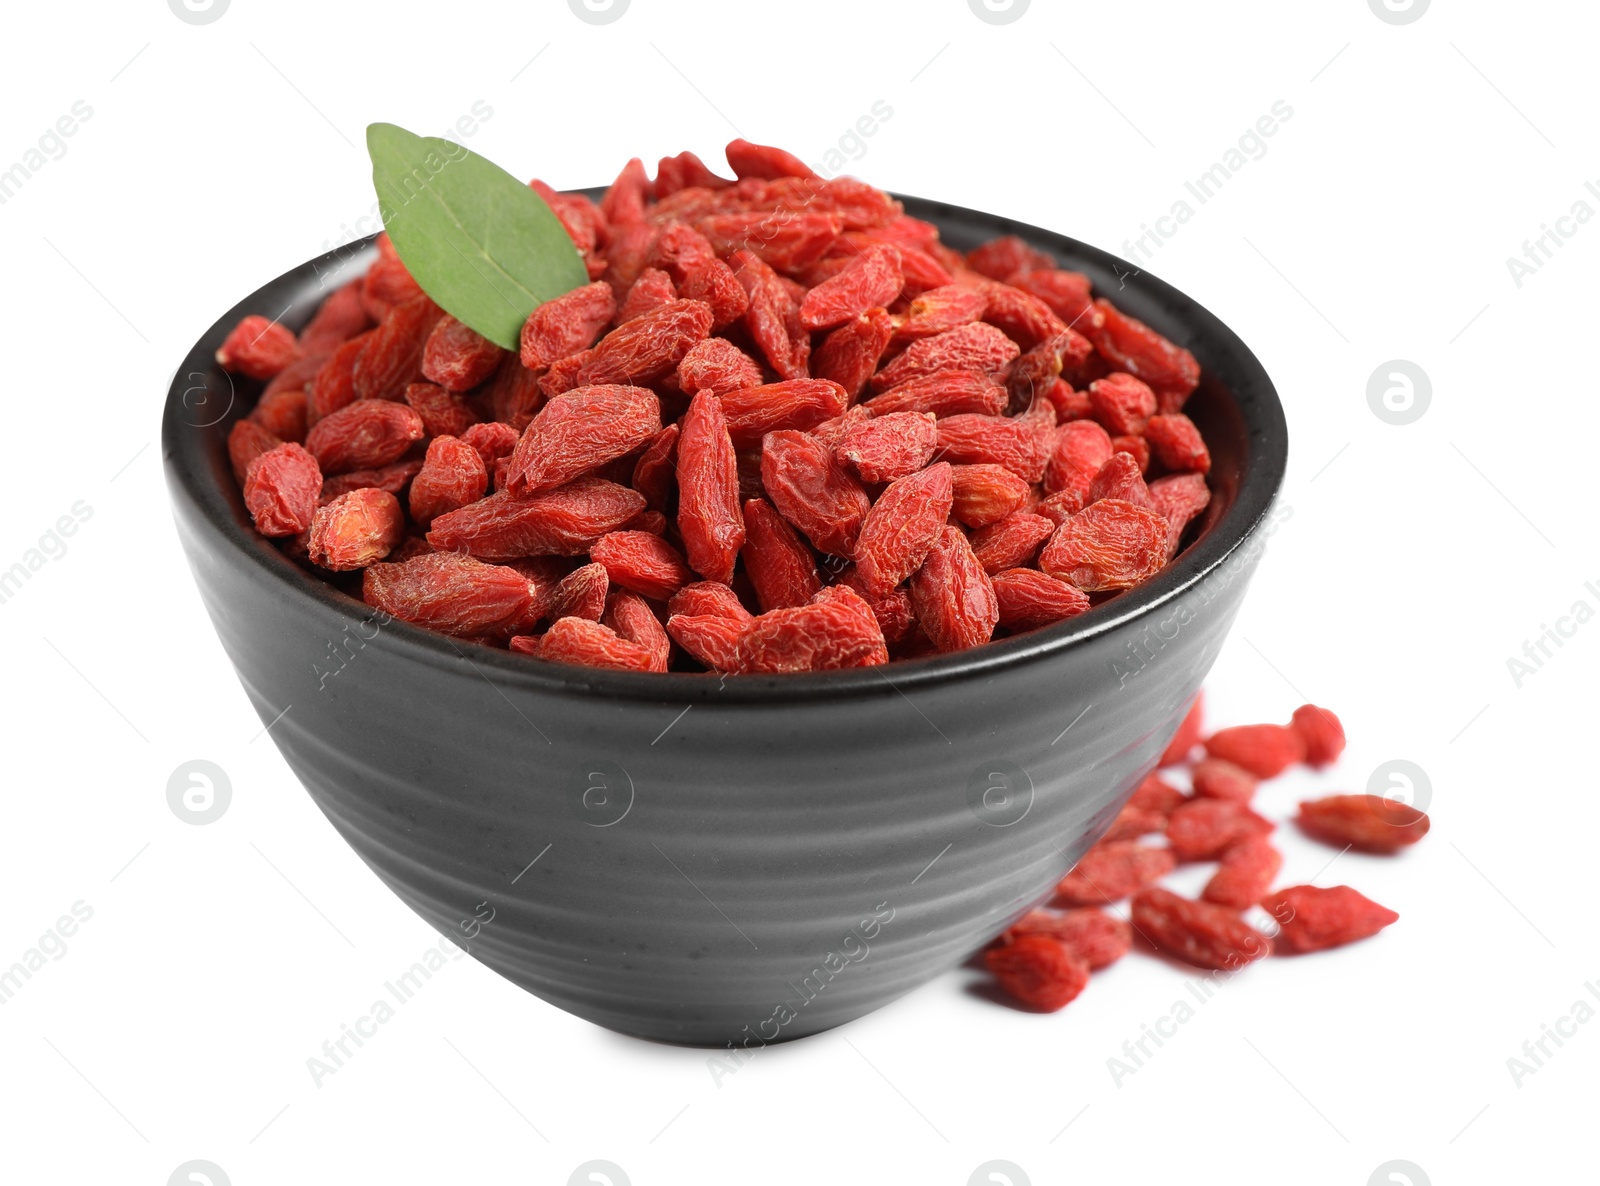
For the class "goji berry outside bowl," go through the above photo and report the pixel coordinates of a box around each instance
[162,196,1287,1046]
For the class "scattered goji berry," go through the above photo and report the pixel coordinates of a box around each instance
[1291,704,1347,767]
[983,934,1090,1012]
[1000,908,1131,971]
[243,443,322,537]
[1262,885,1399,954]
[1204,724,1307,779]
[1130,887,1272,970]
[1190,758,1259,804]
[1167,798,1275,861]
[217,315,301,380]
[1159,694,1205,766]
[1130,772,1188,816]
[1296,795,1430,853]
[1202,836,1283,909]
[1055,841,1175,906]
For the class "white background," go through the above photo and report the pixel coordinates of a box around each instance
[1,1,1594,1183]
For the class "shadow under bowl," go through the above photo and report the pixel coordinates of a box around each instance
[162,195,1287,1046]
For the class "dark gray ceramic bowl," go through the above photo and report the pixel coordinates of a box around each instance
[163,195,1287,1046]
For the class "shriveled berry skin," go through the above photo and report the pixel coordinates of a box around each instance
[308,334,370,423]
[669,580,754,623]
[908,525,998,653]
[1054,841,1175,905]
[1204,723,1306,778]
[799,245,903,331]
[352,295,442,403]
[934,412,1052,482]
[729,248,809,380]
[865,370,1008,418]
[1290,704,1346,766]
[307,487,404,570]
[305,399,425,475]
[854,463,953,597]
[228,420,282,485]
[603,590,671,673]
[741,499,821,612]
[677,390,745,583]
[1087,372,1157,436]
[966,235,1055,281]
[618,267,678,324]
[1087,451,1153,511]
[719,379,848,449]
[506,385,662,495]
[248,388,308,443]
[547,562,609,622]
[1044,419,1113,499]
[1039,498,1168,592]
[983,934,1090,1012]
[320,460,422,505]
[870,322,1020,391]
[1007,268,1095,324]
[735,585,888,674]
[699,211,843,273]
[1087,299,1200,411]
[999,908,1131,971]
[833,411,937,484]
[1159,694,1205,766]
[363,552,538,637]
[409,435,488,530]
[459,422,519,474]
[298,278,371,355]
[549,299,713,392]
[760,430,872,558]
[1167,798,1275,862]
[1148,472,1211,558]
[403,381,478,439]
[677,337,763,398]
[667,612,747,671]
[1144,413,1211,474]
[1190,758,1259,804]
[426,478,645,559]
[523,616,659,672]
[949,464,1029,528]
[590,530,694,602]
[1202,836,1283,909]
[1296,795,1430,853]
[217,315,301,379]
[1131,887,1273,971]
[1263,885,1399,954]
[812,307,894,400]
[243,443,322,537]
[970,512,1055,575]
[422,314,504,392]
[991,567,1090,631]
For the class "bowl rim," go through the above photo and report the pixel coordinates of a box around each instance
[163,193,1288,706]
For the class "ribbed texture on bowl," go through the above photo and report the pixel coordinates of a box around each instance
[163,197,1285,1044]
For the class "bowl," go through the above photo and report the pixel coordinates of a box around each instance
[162,194,1287,1046]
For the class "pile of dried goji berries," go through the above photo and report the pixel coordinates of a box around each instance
[218,138,1214,673]
[982,698,1429,1011]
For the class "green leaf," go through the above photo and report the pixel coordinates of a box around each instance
[366,122,588,350]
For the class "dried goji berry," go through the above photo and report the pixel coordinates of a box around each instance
[1159,694,1205,766]
[729,248,808,380]
[364,551,538,637]
[599,157,651,227]
[1130,887,1272,970]
[1204,724,1306,779]
[1110,433,1151,473]
[555,299,713,393]
[1130,772,1188,816]
[741,498,821,611]
[865,369,1008,418]
[307,487,404,571]
[1167,798,1275,861]
[603,590,671,673]
[679,257,750,329]
[907,525,998,652]
[484,353,545,430]
[1043,419,1113,499]
[654,150,732,198]
[981,282,1072,352]
[724,138,817,181]
[760,429,871,557]
[1296,794,1430,853]
[990,567,1091,631]
[547,562,609,622]
[833,411,937,483]
[836,565,917,647]
[617,267,678,324]
[360,255,424,321]
[698,211,842,273]
[404,381,479,439]
[422,314,504,392]
[969,512,1055,574]
[854,463,953,596]
[1000,908,1131,971]
[228,419,282,485]
[308,334,371,423]
[1055,841,1175,906]
[735,585,888,673]
[983,934,1090,1012]
[1043,378,1090,423]
[799,245,903,331]
[506,384,661,494]
[319,459,422,505]
[217,315,302,379]
[1038,498,1168,591]
[949,464,1029,528]
[352,295,442,403]
[426,478,644,559]
[243,443,322,537]
[518,281,618,372]
[1087,372,1157,436]
[892,284,989,346]
[935,412,1052,482]
[1103,802,1167,841]
[813,307,894,399]
[677,337,763,398]
[1290,704,1346,767]
[667,612,747,671]
[1202,836,1283,909]
[1190,758,1259,804]
[870,322,1021,391]
[298,278,371,355]
[1087,300,1200,411]
[248,388,309,443]
[1262,885,1399,954]
[590,530,694,602]
[719,379,848,449]
[1007,268,1095,326]
[965,236,1055,282]
[669,580,754,623]
[522,616,658,672]
[459,422,519,474]
[1086,451,1153,510]
[409,434,488,530]
[1147,472,1211,559]
[304,399,425,475]
[677,389,745,582]
[632,424,680,511]
[1144,413,1211,474]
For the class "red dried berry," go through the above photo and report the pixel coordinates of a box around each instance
[599,157,650,227]
[459,422,519,473]
[1086,451,1153,510]
[799,245,903,331]
[352,295,442,403]
[228,420,282,485]
[760,430,872,557]
[618,267,678,324]
[1130,887,1272,971]
[590,530,694,602]
[631,424,680,512]
[854,463,954,596]
[870,322,1020,391]
[603,591,671,673]
[949,464,1029,528]
[248,388,309,443]
[677,389,746,583]
[422,315,504,392]
[699,210,842,273]
[1001,909,1131,971]
[735,585,889,673]
[403,381,479,439]
[547,562,610,622]
[308,334,370,423]
[908,525,999,653]
[364,552,538,637]
[934,412,1052,482]
[865,369,1009,418]
[243,443,322,537]
[892,284,988,345]
[983,934,1090,1012]
[1202,836,1283,909]
[426,478,645,559]
[719,379,849,449]
[1144,413,1211,474]
[217,315,301,380]
[1044,419,1113,499]
[1167,798,1275,862]
[813,307,894,399]
[728,248,809,380]
[485,354,547,430]
[1263,885,1399,954]
[1190,758,1259,804]
[1087,300,1200,411]
[1055,841,1175,906]
[319,460,422,505]
[965,235,1055,282]
[1147,473,1211,559]
[1296,795,1430,853]
[525,616,658,672]
[1103,803,1167,842]
[669,580,754,624]
[506,384,662,494]
[307,487,404,571]
[1290,704,1346,767]
[677,337,763,398]
[409,435,488,530]
[724,138,817,181]
[304,399,425,475]
[1038,498,1168,592]
[360,255,424,320]
[969,512,1055,574]
[1204,724,1307,779]
[741,499,821,612]
[298,278,371,355]
[1007,268,1095,325]
[990,568,1091,631]
[553,299,712,392]
[1129,773,1188,817]
[1087,372,1157,437]
[667,612,748,671]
